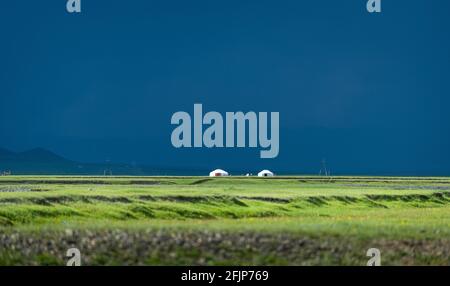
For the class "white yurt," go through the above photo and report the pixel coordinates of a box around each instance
[209,169,229,177]
[258,170,274,177]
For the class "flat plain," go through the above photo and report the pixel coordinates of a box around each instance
[0,176,449,265]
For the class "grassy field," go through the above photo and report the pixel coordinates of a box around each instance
[0,176,449,265]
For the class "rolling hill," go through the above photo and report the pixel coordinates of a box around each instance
[0,147,140,175]
[0,147,208,176]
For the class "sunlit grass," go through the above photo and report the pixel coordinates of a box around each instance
[0,176,449,265]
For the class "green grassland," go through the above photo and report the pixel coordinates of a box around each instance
[0,176,449,265]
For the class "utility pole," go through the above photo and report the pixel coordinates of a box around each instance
[319,158,329,177]
[104,159,112,176]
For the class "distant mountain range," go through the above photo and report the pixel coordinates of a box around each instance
[0,147,204,176]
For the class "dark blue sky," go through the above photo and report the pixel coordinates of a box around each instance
[1,1,449,175]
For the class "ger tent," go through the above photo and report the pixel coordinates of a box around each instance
[257,170,274,177]
[209,169,229,177]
